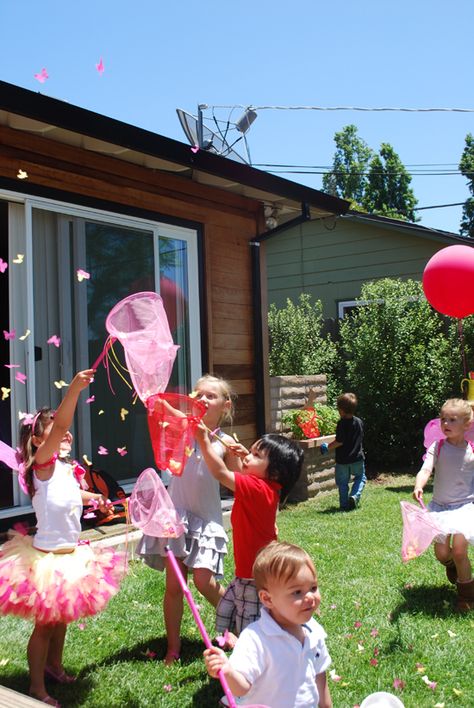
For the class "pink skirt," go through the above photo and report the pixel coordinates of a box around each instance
[0,533,127,625]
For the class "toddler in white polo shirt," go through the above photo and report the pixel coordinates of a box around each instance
[204,541,332,708]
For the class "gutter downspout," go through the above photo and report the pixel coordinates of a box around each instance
[250,202,311,436]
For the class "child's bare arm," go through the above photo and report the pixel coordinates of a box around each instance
[203,647,251,697]
[316,671,332,708]
[35,370,94,465]
[194,424,236,491]
[413,467,432,501]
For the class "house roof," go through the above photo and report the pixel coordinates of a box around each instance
[0,80,349,225]
[343,209,467,243]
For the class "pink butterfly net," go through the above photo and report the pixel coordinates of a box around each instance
[400,500,443,562]
[129,468,185,538]
[104,292,209,475]
[105,291,179,403]
[129,470,268,708]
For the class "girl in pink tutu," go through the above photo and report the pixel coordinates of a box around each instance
[413,398,474,612]
[0,369,126,706]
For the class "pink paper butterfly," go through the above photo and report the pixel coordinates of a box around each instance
[3,329,16,341]
[191,145,199,153]
[4,364,20,368]
[86,395,95,404]
[96,58,105,75]
[0,258,8,273]
[98,446,109,455]
[15,372,27,384]
[117,447,127,457]
[34,68,49,84]
[77,269,91,282]
[47,335,61,348]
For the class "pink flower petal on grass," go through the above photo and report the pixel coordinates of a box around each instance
[329,669,341,682]
[354,621,362,628]
[163,684,172,692]
[78,623,86,630]
[370,658,378,667]
[144,649,156,659]
[370,628,379,637]
[330,603,337,610]
[393,678,406,690]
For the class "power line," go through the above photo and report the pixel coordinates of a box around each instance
[205,104,474,113]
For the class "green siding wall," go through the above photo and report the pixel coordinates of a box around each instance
[266,217,454,319]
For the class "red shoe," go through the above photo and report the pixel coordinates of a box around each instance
[44,665,77,684]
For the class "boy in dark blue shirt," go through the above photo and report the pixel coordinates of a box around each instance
[325,392,366,510]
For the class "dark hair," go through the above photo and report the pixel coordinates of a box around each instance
[254,434,303,500]
[18,407,55,497]
[337,392,358,415]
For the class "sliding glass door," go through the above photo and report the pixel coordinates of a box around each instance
[7,199,201,491]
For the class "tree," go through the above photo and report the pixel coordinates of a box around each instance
[338,278,459,468]
[268,293,339,399]
[459,133,474,237]
[363,143,418,221]
[322,125,373,205]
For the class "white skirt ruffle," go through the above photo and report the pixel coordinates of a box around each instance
[428,502,474,544]
[137,508,228,578]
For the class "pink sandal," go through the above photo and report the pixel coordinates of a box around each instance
[44,665,77,684]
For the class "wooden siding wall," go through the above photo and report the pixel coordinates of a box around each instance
[0,124,260,445]
[265,217,450,319]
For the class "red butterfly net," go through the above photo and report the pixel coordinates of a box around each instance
[400,500,443,562]
[297,410,320,439]
[146,393,206,477]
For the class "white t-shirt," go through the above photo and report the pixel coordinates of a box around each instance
[229,607,331,708]
[421,440,474,506]
[32,458,82,550]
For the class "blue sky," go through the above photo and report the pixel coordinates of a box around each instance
[1,0,473,233]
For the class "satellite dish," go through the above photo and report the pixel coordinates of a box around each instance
[176,108,252,164]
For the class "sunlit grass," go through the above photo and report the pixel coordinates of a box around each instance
[0,476,472,706]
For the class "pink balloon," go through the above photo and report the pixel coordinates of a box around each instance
[422,245,474,318]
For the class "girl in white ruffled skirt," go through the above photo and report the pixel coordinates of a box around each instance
[414,398,474,611]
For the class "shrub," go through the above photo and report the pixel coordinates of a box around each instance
[338,278,459,468]
[281,403,338,440]
[268,293,339,401]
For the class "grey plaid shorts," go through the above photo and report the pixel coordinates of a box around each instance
[216,577,261,635]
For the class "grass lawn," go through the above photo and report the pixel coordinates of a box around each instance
[0,475,473,707]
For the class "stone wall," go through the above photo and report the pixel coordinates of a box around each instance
[269,375,336,501]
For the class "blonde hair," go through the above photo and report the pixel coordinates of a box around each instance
[440,398,473,425]
[253,541,316,592]
[194,374,235,425]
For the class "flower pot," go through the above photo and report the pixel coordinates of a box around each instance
[286,435,336,504]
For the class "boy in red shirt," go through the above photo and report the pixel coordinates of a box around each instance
[194,425,303,647]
